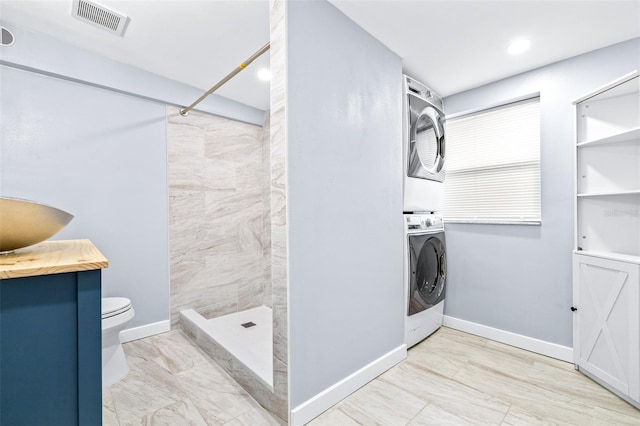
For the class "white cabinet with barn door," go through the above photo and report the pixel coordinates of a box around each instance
[573,254,639,405]
[572,70,640,408]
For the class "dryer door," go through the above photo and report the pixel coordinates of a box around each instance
[408,232,446,315]
[407,94,446,182]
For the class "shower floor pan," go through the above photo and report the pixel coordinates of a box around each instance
[180,306,273,389]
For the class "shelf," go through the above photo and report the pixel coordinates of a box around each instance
[577,190,640,197]
[577,127,640,147]
[574,71,639,104]
[573,250,640,265]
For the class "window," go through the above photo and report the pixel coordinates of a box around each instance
[443,97,541,224]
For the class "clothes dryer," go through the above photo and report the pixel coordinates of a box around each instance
[403,75,446,213]
[404,213,446,347]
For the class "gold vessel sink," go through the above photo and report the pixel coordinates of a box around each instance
[0,197,74,253]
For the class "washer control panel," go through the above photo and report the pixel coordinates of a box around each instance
[405,214,444,232]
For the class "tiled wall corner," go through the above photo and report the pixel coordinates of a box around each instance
[270,0,289,419]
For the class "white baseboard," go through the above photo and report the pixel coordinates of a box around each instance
[120,320,171,343]
[443,315,573,362]
[290,345,407,426]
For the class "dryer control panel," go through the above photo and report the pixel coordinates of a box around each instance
[405,214,444,233]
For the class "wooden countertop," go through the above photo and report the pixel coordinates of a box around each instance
[0,239,109,279]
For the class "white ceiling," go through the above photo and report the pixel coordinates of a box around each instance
[331,0,640,97]
[0,0,271,110]
[1,0,639,110]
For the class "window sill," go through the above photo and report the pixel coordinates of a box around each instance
[444,219,542,226]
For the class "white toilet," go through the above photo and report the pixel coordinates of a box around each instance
[102,297,135,388]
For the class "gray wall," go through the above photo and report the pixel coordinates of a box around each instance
[443,38,640,347]
[0,64,168,328]
[0,22,264,126]
[287,0,404,407]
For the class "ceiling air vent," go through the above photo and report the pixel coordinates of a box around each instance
[71,0,130,36]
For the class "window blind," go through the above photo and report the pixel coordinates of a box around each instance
[443,97,541,224]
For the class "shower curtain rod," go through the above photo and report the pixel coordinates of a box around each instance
[180,42,271,117]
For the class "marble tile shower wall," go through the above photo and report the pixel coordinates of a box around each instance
[262,113,272,308]
[167,106,271,326]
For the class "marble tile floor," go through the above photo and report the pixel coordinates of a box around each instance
[104,326,640,425]
[311,327,640,426]
[102,329,283,426]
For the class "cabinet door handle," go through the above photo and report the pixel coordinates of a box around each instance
[571,306,578,312]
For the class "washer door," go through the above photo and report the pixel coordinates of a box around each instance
[408,233,446,315]
[407,94,446,182]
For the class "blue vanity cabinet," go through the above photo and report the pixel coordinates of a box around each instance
[0,239,107,425]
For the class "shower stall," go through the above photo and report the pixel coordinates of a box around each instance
[166,103,287,420]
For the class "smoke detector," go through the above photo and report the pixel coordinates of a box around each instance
[71,0,130,36]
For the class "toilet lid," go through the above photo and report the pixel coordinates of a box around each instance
[102,297,132,319]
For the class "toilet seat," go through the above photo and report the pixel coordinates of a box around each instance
[102,297,132,319]
[101,297,135,387]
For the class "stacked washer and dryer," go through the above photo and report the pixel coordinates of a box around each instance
[402,75,448,348]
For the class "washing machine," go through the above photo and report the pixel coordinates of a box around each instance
[403,75,446,213]
[404,213,446,347]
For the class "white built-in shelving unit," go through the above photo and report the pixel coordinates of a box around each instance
[572,71,640,409]
[574,71,640,261]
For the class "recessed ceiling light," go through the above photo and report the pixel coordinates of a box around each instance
[257,68,271,81]
[507,39,531,55]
